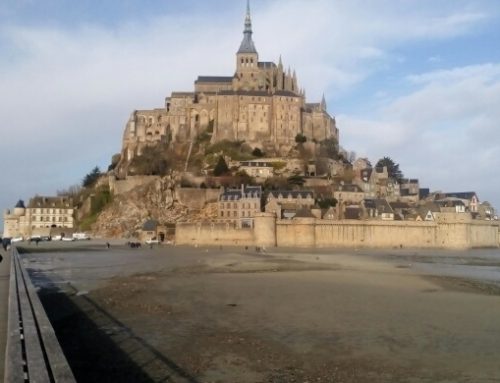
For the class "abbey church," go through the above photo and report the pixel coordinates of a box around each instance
[120,1,338,169]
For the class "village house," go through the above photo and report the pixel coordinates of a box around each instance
[442,192,479,213]
[435,198,467,213]
[239,160,274,178]
[363,199,395,221]
[415,202,441,221]
[3,197,75,239]
[218,185,262,228]
[265,190,315,219]
[334,184,365,204]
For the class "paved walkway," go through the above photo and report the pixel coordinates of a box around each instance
[0,249,11,379]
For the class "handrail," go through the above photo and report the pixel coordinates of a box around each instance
[4,247,76,383]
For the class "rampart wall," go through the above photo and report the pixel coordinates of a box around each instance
[176,223,254,246]
[176,216,500,250]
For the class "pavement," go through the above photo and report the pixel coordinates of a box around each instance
[0,248,11,380]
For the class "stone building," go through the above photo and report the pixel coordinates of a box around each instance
[3,197,75,238]
[239,160,274,179]
[265,190,315,219]
[118,1,338,175]
[218,185,262,228]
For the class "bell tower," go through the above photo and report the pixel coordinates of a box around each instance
[236,0,259,83]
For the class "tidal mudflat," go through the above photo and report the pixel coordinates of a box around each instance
[18,242,500,382]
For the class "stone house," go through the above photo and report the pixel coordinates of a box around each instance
[322,206,338,220]
[218,185,262,228]
[415,202,441,221]
[363,199,395,221]
[435,198,467,213]
[334,184,365,204]
[239,161,274,179]
[441,192,479,213]
[265,190,315,219]
[3,197,75,238]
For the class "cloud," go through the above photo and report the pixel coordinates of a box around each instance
[339,63,500,206]
[0,0,498,226]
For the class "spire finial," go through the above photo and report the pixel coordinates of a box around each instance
[238,0,257,54]
[244,0,252,34]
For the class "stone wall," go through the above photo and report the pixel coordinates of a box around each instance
[176,223,254,246]
[176,216,499,250]
[175,188,221,210]
[109,176,159,195]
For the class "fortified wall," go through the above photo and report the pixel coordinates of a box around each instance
[176,213,500,249]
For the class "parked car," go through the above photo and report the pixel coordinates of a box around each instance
[73,232,91,240]
[145,237,160,245]
[11,236,24,243]
[62,237,75,242]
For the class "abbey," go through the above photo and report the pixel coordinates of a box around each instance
[120,1,338,168]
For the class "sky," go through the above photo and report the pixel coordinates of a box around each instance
[1,0,500,230]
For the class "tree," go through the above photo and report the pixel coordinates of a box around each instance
[319,138,339,159]
[376,157,404,183]
[316,197,338,209]
[82,166,101,188]
[252,147,264,157]
[213,156,230,176]
[128,145,170,176]
[295,133,307,144]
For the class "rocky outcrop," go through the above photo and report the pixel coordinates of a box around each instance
[92,176,218,238]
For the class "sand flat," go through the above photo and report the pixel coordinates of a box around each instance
[18,243,500,382]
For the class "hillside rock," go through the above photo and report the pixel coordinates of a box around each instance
[92,177,218,238]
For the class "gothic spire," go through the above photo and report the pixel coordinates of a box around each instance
[321,93,327,110]
[238,0,257,54]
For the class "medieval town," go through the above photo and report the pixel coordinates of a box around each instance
[2,2,498,249]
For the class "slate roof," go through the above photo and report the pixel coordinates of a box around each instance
[337,184,363,193]
[15,200,25,208]
[268,190,313,199]
[444,192,477,201]
[258,61,276,69]
[195,76,233,83]
[344,207,360,220]
[142,219,158,231]
[28,196,73,208]
[274,90,300,97]
[435,198,466,207]
[218,90,270,97]
[294,207,316,218]
[220,186,262,201]
[389,202,411,210]
[364,199,394,214]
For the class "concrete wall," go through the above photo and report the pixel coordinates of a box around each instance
[176,216,499,249]
[176,223,254,246]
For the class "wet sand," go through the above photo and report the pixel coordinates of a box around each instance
[18,242,500,382]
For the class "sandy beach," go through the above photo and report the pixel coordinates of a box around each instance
[17,242,500,382]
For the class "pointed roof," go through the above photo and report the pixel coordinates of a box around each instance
[238,0,257,54]
[321,94,327,110]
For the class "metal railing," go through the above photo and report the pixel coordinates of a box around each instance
[4,247,76,383]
